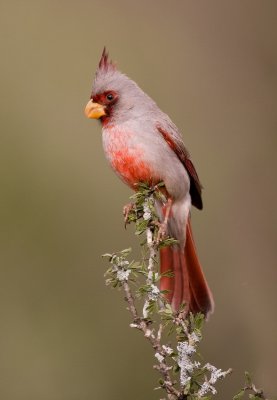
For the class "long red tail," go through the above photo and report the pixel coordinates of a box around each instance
[160,219,214,318]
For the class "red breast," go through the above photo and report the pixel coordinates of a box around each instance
[103,127,159,188]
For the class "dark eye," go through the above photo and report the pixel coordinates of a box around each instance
[106,93,114,101]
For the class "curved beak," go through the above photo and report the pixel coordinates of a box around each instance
[84,100,106,119]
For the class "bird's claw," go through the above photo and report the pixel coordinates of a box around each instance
[157,222,167,243]
[155,221,167,244]
[123,202,135,228]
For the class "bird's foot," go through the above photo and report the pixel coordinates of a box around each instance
[153,197,172,244]
[154,221,168,244]
[123,202,135,228]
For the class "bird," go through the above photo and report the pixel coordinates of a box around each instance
[84,48,214,318]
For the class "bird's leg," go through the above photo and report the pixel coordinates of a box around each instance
[123,202,135,228]
[156,198,172,243]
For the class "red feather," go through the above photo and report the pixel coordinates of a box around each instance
[157,126,203,209]
[98,47,117,72]
[160,219,214,317]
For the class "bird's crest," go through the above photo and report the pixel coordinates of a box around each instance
[92,47,136,100]
[92,47,119,95]
[98,47,117,73]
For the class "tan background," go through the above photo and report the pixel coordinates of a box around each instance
[0,1,276,399]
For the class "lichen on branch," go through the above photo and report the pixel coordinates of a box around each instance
[102,183,268,400]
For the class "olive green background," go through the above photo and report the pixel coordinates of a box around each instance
[0,1,276,399]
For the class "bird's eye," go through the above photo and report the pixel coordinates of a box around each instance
[106,93,114,101]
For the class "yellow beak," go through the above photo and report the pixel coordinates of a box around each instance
[84,100,106,119]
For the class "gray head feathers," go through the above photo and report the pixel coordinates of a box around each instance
[92,48,160,123]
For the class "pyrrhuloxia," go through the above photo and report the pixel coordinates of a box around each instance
[85,49,214,317]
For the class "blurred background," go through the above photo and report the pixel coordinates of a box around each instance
[0,1,276,399]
